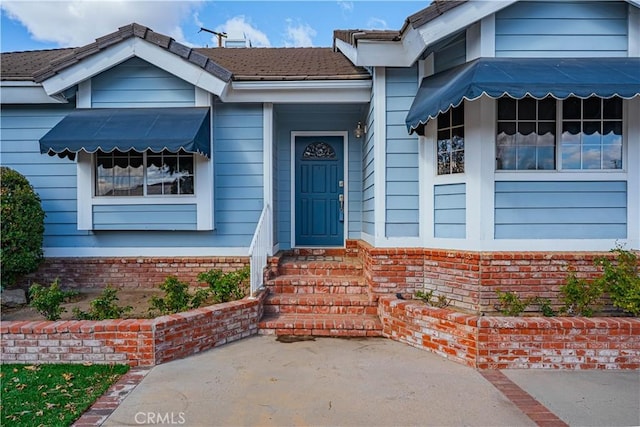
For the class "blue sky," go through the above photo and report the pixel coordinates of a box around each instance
[1,1,428,52]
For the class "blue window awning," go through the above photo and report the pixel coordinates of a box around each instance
[406,57,640,135]
[40,107,211,160]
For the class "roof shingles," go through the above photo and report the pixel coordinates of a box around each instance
[1,23,370,84]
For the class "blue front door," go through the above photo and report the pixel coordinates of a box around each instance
[295,136,344,246]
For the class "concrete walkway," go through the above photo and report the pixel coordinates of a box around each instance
[103,336,639,427]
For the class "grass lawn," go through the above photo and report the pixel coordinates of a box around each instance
[1,363,129,426]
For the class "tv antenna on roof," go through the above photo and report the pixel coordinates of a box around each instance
[199,27,227,47]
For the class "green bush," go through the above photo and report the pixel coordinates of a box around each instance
[559,269,605,317]
[73,286,133,320]
[197,266,250,303]
[494,291,556,317]
[414,289,450,308]
[149,276,209,315]
[29,279,78,321]
[1,167,46,289]
[596,247,640,316]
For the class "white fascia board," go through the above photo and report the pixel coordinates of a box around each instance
[334,39,358,64]
[222,80,371,103]
[1,82,68,104]
[44,247,250,257]
[416,1,516,49]
[40,38,229,97]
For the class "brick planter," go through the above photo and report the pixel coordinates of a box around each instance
[379,296,640,369]
[0,291,266,366]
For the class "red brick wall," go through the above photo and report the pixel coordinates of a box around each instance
[1,291,266,366]
[379,295,640,370]
[356,242,631,314]
[378,296,477,367]
[20,257,250,289]
[477,316,640,369]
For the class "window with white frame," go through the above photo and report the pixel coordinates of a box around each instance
[496,95,623,171]
[95,149,195,197]
[437,104,464,175]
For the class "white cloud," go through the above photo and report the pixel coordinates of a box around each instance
[215,15,270,47]
[337,1,353,13]
[366,17,389,30]
[283,19,316,47]
[1,0,204,47]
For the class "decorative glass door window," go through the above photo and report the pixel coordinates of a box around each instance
[437,104,464,175]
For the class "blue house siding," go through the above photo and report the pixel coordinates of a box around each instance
[0,105,79,248]
[273,104,365,249]
[93,204,197,230]
[213,101,264,245]
[434,184,466,238]
[434,34,466,74]
[92,57,195,107]
[495,1,629,57]
[385,67,419,237]
[495,181,627,239]
[362,91,375,237]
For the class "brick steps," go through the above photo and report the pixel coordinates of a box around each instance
[266,275,367,294]
[264,293,377,315]
[258,313,383,337]
[259,249,382,337]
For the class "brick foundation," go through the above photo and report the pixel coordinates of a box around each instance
[0,291,266,366]
[379,296,640,369]
[20,256,250,289]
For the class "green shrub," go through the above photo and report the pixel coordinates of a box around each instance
[414,289,450,308]
[149,276,209,315]
[197,266,250,303]
[559,270,605,317]
[596,247,640,316]
[73,286,133,320]
[1,167,45,289]
[28,279,78,321]
[495,290,530,316]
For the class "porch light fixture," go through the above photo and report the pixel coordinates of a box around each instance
[354,121,366,138]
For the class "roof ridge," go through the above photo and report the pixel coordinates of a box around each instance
[31,22,233,84]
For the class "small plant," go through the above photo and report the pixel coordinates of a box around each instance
[197,266,250,303]
[596,247,640,316]
[73,286,133,320]
[149,276,207,315]
[559,270,604,317]
[1,167,46,289]
[495,290,530,316]
[414,289,451,308]
[531,297,556,317]
[28,279,78,321]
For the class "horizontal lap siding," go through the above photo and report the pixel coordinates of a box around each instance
[92,57,195,107]
[495,181,627,239]
[363,91,375,237]
[214,102,264,245]
[93,204,197,230]
[434,184,466,238]
[0,105,83,248]
[495,1,628,57]
[386,67,419,237]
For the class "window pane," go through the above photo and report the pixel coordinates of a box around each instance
[561,144,581,169]
[518,97,536,120]
[498,98,516,120]
[452,150,464,173]
[603,97,622,119]
[583,97,601,120]
[538,98,556,121]
[537,146,556,170]
[538,122,555,144]
[562,122,581,139]
[437,152,450,175]
[496,146,516,170]
[563,97,581,120]
[451,104,464,126]
[438,111,450,129]
[516,146,536,170]
[582,145,602,169]
[603,143,622,169]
